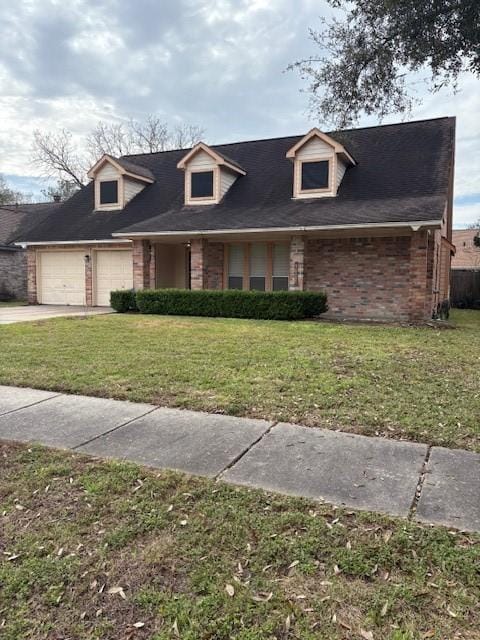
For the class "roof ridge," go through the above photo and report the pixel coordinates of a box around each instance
[121,116,454,162]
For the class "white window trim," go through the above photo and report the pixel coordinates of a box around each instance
[293,155,336,199]
[95,176,124,211]
[185,167,220,206]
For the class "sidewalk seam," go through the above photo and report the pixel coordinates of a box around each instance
[0,393,63,418]
[215,421,278,481]
[408,445,432,520]
[72,406,160,450]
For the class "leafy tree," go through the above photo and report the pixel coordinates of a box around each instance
[33,117,205,187]
[289,0,480,127]
[40,179,80,202]
[0,174,31,206]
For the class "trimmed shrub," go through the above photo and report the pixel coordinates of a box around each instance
[110,289,138,313]
[136,289,327,321]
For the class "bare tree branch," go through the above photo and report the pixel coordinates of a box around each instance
[32,129,86,187]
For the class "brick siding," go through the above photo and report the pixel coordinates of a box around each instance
[206,242,224,289]
[306,235,416,321]
[0,249,27,300]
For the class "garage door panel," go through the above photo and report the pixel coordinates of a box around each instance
[39,252,85,305]
[95,250,133,306]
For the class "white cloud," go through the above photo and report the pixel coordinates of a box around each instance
[454,202,480,228]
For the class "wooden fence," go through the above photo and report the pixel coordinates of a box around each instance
[451,269,480,308]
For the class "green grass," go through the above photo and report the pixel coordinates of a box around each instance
[0,442,478,639]
[0,310,479,450]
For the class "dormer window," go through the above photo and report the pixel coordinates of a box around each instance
[286,128,355,199]
[99,180,119,205]
[87,154,155,211]
[300,160,330,192]
[177,142,246,206]
[191,170,214,200]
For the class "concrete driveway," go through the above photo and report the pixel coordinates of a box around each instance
[0,305,112,324]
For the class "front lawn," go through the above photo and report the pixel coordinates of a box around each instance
[0,310,479,451]
[0,442,478,639]
[0,300,27,307]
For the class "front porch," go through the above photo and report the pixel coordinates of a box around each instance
[132,237,304,293]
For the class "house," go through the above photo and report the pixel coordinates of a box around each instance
[0,202,59,300]
[450,229,480,308]
[17,117,455,321]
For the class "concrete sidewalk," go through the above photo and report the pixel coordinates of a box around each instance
[0,385,478,532]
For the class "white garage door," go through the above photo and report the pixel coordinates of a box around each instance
[95,250,133,306]
[39,251,85,305]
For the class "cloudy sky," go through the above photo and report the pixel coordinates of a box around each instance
[0,0,478,227]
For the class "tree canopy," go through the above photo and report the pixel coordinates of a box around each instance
[289,0,480,127]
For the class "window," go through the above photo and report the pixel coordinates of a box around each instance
[301,160,329,191]
[249,243,267,291]
[99,180,118,204]
[191,171,214,198]
[272,243,289,290]
[228,244,244,289]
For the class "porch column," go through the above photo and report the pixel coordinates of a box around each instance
[289,235,305,291]
[409,230,433,321]
[190,239,208,290]
[149,243,156,289]
[85,250,93,306]
[27,248,38,304]
[132,239,151,290]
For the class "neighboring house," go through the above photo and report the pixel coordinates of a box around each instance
[0,202,59,300]
[18,117,455,321]
[451,229,480,270]
[450,229,480,308]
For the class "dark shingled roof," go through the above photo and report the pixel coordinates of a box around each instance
[0,202,60,247]
[19,117,455,243]
[115,157,155,181]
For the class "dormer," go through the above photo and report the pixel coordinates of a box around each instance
[286,128,356,199]
[177,142,246,206]
[87,154,155,211]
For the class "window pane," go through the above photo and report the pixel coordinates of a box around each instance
[228,276,243,290]
[273,276,288,291]
[250,277,265,291]
[301,161,329,190]
[191,171,214,198]
[228,245,244,277]
[100,180,118,204]
[249,243,267,278]
[273,243,289,277]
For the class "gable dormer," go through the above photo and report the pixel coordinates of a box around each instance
[286,128,355,199]
[177,142,246,206]
[87,154,155,211]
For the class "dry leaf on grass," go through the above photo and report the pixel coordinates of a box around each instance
[107,586,127,600]
[225,584,235,597]
[360,629,374,640]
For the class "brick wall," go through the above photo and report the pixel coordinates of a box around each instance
[132,239,151,290]
[0,249,27,300]
[305,235,414,321]
[190,239,207,290]
[206,242,224,289]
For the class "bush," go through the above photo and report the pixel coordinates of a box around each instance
[110,289,138,313]
[135,289,327,320]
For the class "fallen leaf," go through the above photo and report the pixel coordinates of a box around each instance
[108,586,127,600]
[360,629,374,640]
[285,615,291,631]
[133,622,145,628]
[288,560,299,569]
[179,519,188,526]
[380,601,389,617]
[447,608,458,618]
[383,530,393,543]
[172,619,180,637]
[225,584,235,597]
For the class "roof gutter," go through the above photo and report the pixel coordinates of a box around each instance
[14,239,132,248]
[112,219,442,238]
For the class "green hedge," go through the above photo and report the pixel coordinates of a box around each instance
[110,289,138,313]
[134,288,327,320]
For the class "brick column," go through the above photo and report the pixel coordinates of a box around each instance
[190,239,208,290]
[409,230,433,321]
[132,239,151,290]
[149,243,157,289]
[27,248,38,304]
[288,236,305,291]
